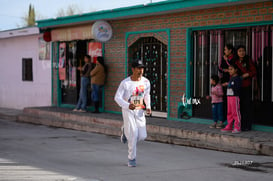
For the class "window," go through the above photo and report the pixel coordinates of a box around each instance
[192,26,273,101]
[22,58,33,81]
[191,25,273,125]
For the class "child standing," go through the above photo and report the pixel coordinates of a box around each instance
[208,75,224,129]
[221,63,242,134]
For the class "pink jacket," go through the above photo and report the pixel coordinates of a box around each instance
[211,84,223,103]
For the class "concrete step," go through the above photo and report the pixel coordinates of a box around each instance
[17,107,273,156]
[18,114,121,137]
[22,108,122,128]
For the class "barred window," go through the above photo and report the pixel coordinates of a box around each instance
[192,26,272,102]
[191,25,273,124]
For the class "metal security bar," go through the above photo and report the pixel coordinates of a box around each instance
[194,32,197,97]
[193,26,273,103]
[251,26,272,102]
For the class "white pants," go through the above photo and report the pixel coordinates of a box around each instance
[122,108,147,160]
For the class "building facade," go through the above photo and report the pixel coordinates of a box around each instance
[37,0,273,129]
[0,27,51,109]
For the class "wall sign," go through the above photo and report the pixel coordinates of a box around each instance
[39,37,50,60]
[59,43,66,68]
[91,21,113,42]
[88,42,102,63]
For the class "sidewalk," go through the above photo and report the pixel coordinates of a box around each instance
[1,106,273,156]
[0,107,22,121]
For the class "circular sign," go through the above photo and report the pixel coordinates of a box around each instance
[92,21,113,42]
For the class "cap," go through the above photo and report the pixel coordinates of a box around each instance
[132,60,145,68]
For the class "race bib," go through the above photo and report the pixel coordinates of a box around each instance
[129,85,145,109]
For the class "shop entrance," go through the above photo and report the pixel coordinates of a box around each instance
[59,40,91,105]
[129,37,167,117]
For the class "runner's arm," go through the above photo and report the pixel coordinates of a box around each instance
[144,81,151,110]
[114,81,130,109]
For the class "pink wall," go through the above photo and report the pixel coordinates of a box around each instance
[0,34,51,109]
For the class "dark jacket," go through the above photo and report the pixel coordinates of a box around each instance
[219,54,234,83]
[235,58,256,88]
[81,63,92,77]
[227,75,242,96]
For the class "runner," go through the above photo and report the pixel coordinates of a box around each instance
[114,60,152,167]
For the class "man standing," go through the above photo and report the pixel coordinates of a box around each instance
[73,55,92,112]
[114,60,151,167]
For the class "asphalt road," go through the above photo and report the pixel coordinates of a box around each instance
[0,119,273,181]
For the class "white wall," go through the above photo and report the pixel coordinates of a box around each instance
[0,34,51,109]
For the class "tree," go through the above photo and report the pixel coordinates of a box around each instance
[20,4,36,27]
[56,4,82,17]
[27,4,35,26]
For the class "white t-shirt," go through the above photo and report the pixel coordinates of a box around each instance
[114,76,151,110]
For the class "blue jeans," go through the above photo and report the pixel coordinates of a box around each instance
[76,77,89,110]
[212,102,224,123]
[91,84,102,102]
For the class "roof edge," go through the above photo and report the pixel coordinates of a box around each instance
[37,0,266,29]
[0,27,39,39]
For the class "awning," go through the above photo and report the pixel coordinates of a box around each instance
[51,24,93,42]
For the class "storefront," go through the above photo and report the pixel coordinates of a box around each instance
[37,0,273,130]
[47,22,112,111]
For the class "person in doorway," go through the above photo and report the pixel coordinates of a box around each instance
[234,45,256,131]
[73,55,92,112]
[114,60,152,167]
[219,44,234,121]
[221,63,242,134]
[90,56,107,113]
[207,75,224,129]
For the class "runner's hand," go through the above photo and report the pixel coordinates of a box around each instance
[129,103,136,110]
[146,109,152,115]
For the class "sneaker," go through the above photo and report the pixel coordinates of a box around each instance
[209,123,216,128]
[232,129,241,134]
[78,109,87,113]
[128,159,136,167]
[72,109,79,112]
[120,127,127,144]
[221,127,233,132]
[216,122,224,129]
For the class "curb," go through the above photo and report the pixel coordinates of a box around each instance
[15,107,273,156]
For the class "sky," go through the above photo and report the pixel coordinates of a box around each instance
[0,0,166,31]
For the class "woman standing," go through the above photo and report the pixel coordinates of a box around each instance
[234,45,256,131]
[219,44,234,121]
[90,56,107,113]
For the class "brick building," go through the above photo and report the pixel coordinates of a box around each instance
[37,0,273,128]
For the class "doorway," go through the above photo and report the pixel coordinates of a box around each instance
[129,37,167,117]
[60,40,90,105]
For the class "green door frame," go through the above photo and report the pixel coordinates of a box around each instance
[125,28,171,118]
[54,41,106,112]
